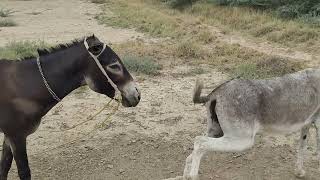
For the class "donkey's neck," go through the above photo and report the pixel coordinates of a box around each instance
[37,43,88,101]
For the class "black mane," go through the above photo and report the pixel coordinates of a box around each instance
[37,38,84,56]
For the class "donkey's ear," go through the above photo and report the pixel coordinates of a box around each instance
[37,48,49,56]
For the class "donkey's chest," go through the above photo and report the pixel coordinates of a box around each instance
[13,98,40,116]
[14,98,43,131]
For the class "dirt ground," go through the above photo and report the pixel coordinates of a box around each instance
[1,0,320,180]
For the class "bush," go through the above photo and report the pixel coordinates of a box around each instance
[0,19,16,27]
[233,56,302,79]
[208,0,320,20]
[122,56,162,75]
[0,41,47,59]
[162,0,199,9]
[175,40,203,58]
[0,8,14,17]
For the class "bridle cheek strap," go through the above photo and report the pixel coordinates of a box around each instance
[84,38,121,100]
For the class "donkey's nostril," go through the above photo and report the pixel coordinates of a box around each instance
[135,87,141,100]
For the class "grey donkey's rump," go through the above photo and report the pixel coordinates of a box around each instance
[180,68,320,180]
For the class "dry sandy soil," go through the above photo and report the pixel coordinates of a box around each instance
[1,0,320,180]
[0,0,143,45]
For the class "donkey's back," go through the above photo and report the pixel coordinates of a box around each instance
[211,68,320,134]
[254,68,320,132]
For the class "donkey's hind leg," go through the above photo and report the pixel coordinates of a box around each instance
[295,126,310,178]
[0,136,13,180]
[206,100,223,138]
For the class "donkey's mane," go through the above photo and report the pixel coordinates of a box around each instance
[37,38,85,57]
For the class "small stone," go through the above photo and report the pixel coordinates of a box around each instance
[119,169,125,174]
[107,164,114,169]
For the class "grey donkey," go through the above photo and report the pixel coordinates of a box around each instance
[168,68,320,180]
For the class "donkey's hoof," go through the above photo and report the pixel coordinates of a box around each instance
[183,175,199,180]
[295,169,306,178]
[163,176,183,180]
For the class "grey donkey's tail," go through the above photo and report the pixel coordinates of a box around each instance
[193,80,209,104]
[193,76,240,104]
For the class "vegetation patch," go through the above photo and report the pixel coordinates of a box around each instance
[99,0,306,79]
[233,56,303,79]
[0,19,17,27]
[175,40,204,59]
[122,55,162,76]
[0,41,47,60]
[0,8,14,17]
[189,2,319,48]
[96,0,183,38]
[90,0,106,4]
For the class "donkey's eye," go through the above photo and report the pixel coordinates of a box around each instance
[92,47,100,52]
[89,44,103,54]
[108,64,121,71]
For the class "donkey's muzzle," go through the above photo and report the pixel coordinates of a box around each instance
[121,82,141,107]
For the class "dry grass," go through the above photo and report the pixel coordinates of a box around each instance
[0,41,47,60]
[233,57,303,79]
[196,30,216,44]
[122,55,162,76]
[188,2,320,51]
[98,0,305,79]
[175,40,204,59]
[96,0,184,38]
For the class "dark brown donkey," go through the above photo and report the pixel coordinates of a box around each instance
[0,35,141,180]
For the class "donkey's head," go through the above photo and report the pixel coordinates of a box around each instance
[83,35,140,107]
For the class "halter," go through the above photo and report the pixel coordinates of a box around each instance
[37,57,62,102]
[83,38,121,100]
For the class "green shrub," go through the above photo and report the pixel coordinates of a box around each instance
[0,41,47,59]
[208,0,320,20]
[0,8,14,17]
[90,0,106,4]
[122,56,162,75]
[0,19,16,27]
[163,0,199,9]
[233,56,303,79]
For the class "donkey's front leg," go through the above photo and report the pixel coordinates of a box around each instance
[314,118,320,172]
[0,136,13,180]
[8,136,31,180]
